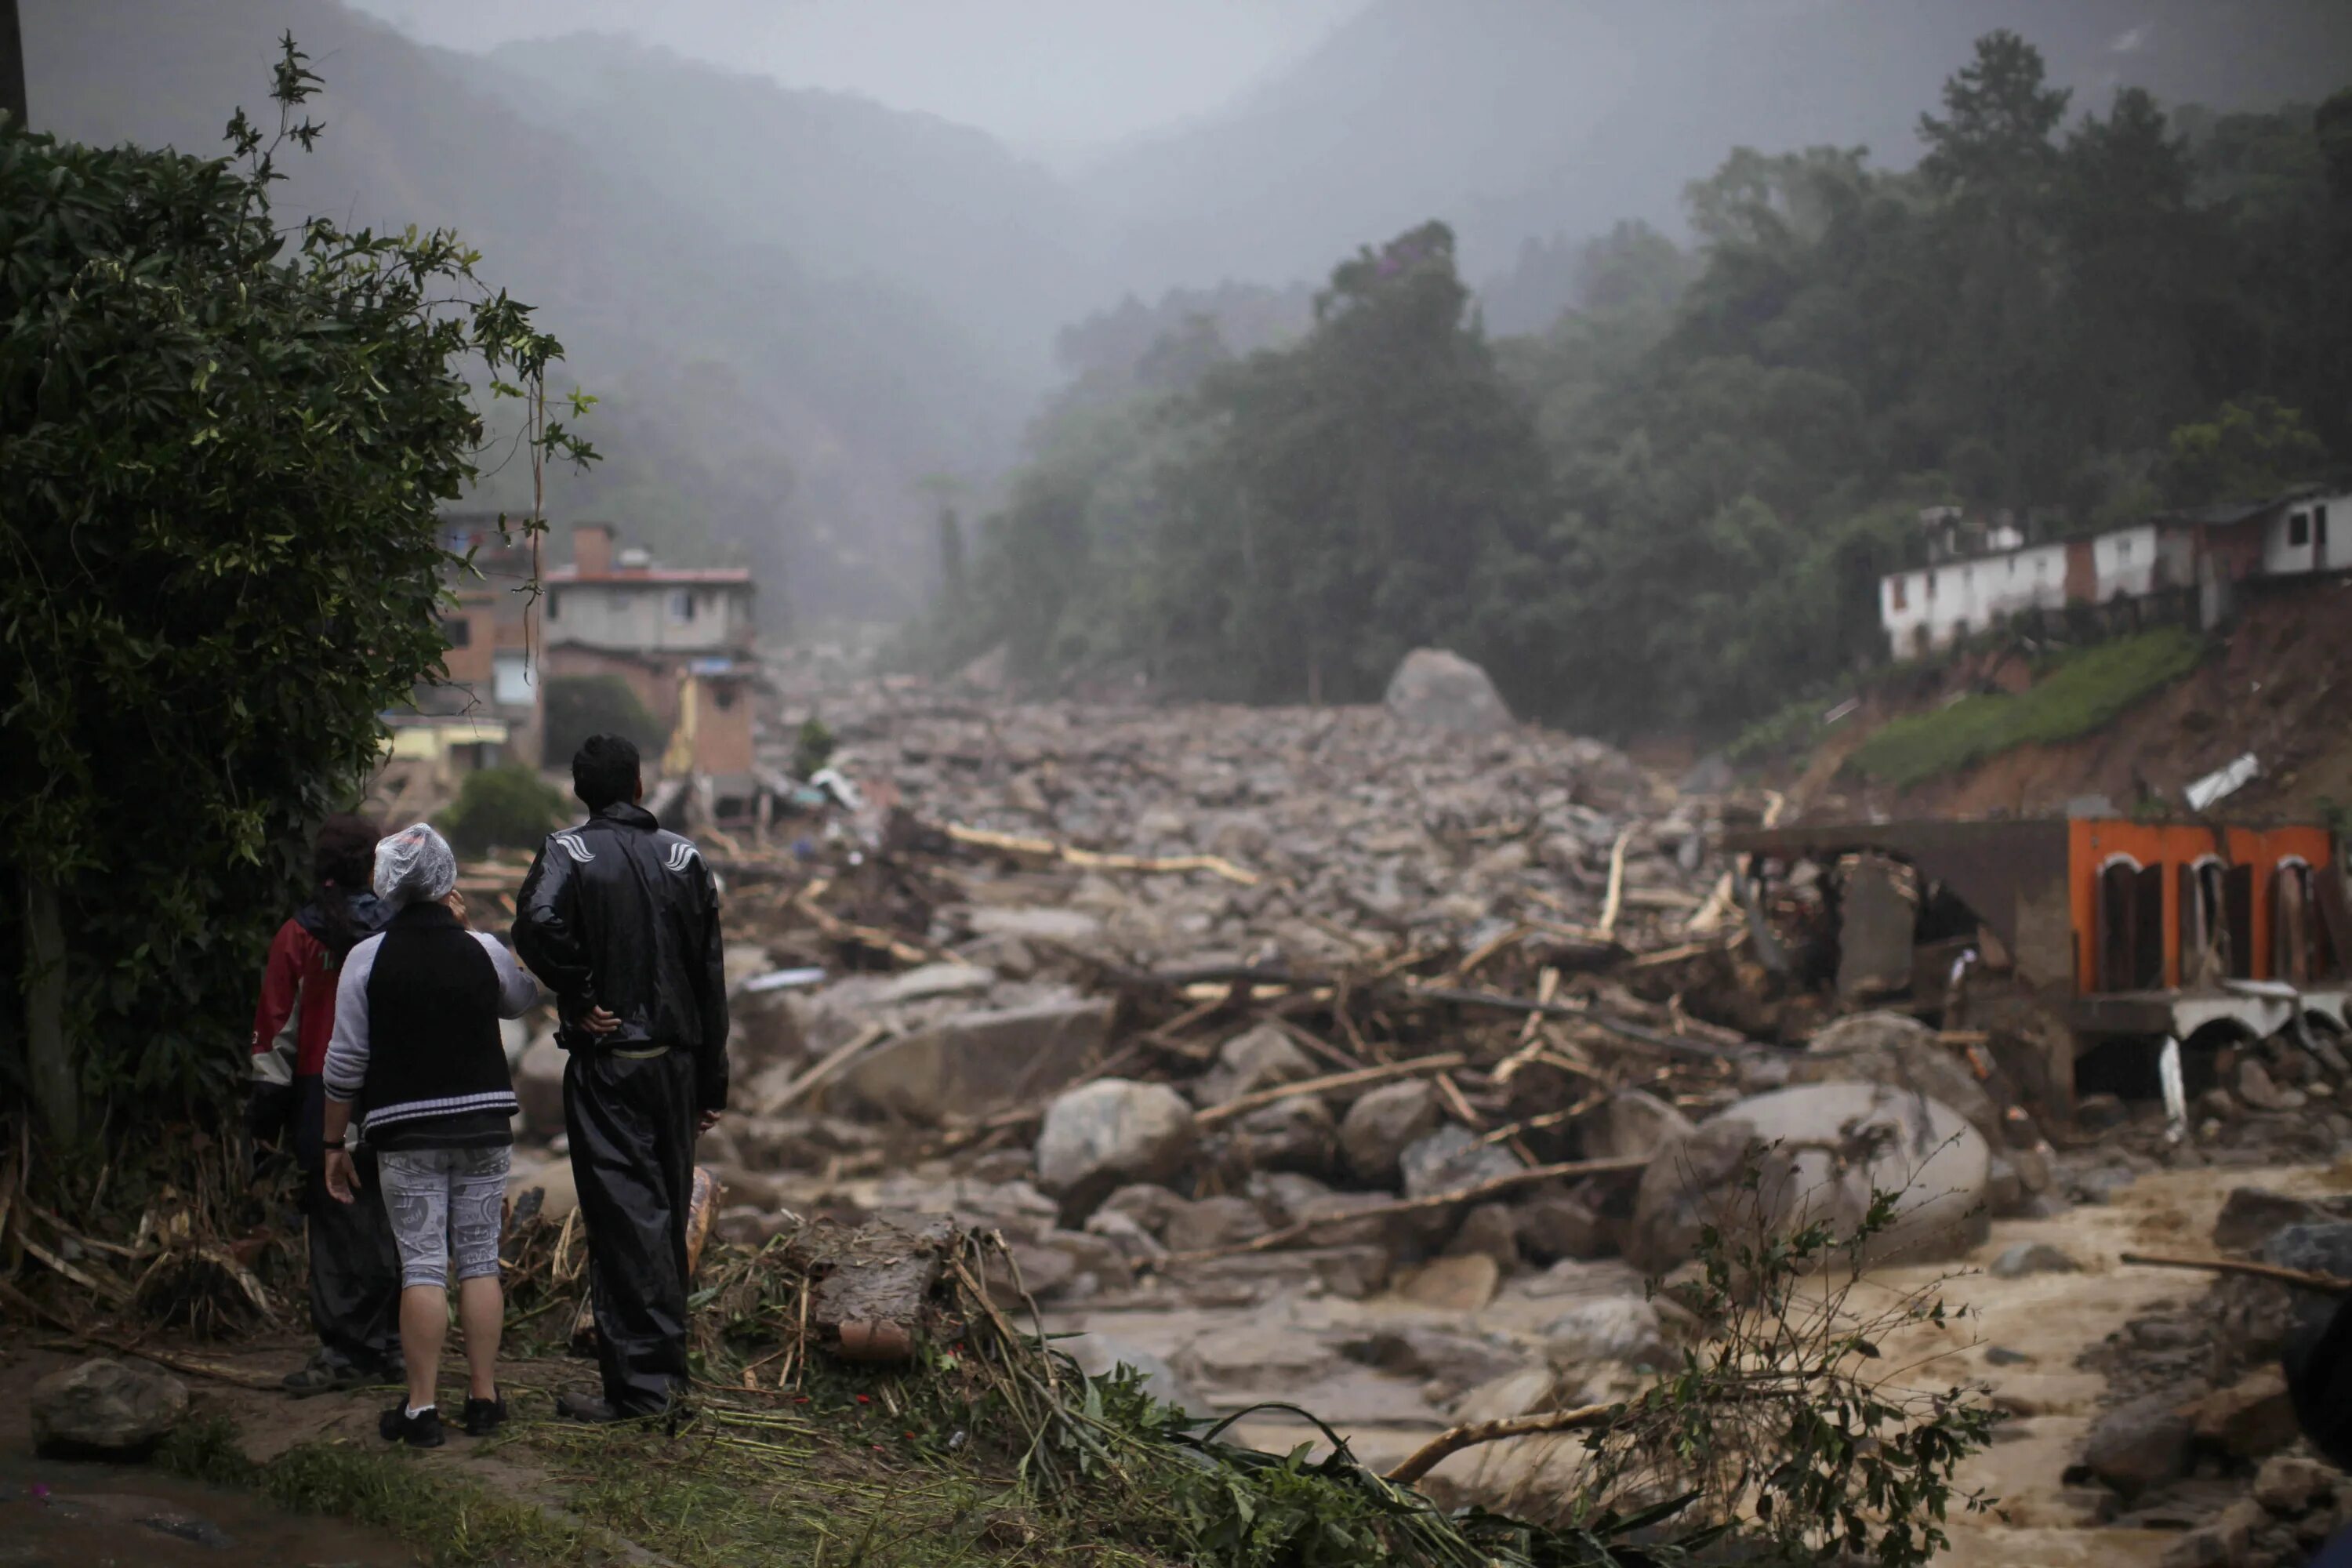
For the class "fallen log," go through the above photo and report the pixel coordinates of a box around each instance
[1155,1154,1650,1266]
[2118,1251,2350,1294]
[945,822,1260,887]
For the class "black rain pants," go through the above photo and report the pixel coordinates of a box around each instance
[303,1143,402,1372]
[564,1047,697,1415]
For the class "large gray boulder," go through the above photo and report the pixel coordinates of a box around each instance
[1788,1011,2005,1150]
[837,998,1112,1123]
[1577,1089,1697,1164]
[1036,1080,1197,1215]
[32,1359,189,1457]
[1229,1095,1338,1176]
[1340,1080,1441,1185]
[1193,1023,1318,1108]
[1402,1124,1524,1200]
[1627,1080,1991,1274]
[1383,649,1515,736]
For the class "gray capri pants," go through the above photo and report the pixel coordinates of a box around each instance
[376,1147,512,1289]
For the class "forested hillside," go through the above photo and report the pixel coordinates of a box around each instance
[923,34,2352,741]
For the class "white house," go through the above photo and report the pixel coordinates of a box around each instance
[2267,491,2352,578]
[543,524,756,654]
[1880,539,2069,656]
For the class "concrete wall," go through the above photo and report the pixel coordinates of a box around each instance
[545,582,753,653]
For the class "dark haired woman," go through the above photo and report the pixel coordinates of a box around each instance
[249,812,404,1395]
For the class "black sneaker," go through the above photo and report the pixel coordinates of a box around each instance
[462,1393,507,1437]
[379,1403,445,1449]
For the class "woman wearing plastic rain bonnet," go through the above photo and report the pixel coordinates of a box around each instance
[321,823,537,1448]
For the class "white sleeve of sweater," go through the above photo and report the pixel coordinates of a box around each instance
[321,935,383,1104]
[474,930,542,1018]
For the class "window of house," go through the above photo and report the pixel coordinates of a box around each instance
[493,653,532,707]
[2318,505,2331,552]
[2290,512,2311,547]
[1890,577,1907,612]
[670,590,696,622]
[447,616,472,648]
[2115,538,2131,561]
[546,590,561,622]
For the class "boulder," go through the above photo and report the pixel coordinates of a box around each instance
[1452,1366,1560,1425]
[1229,1095,1337,1176]
[1382,648,1514,736]
[1627,1080,1991,1275]
[2079,1396,2194,1497]
[1340,1080,1441,1185]
[1398,1253,1501,1312]
[1097,1183,1187,1238]
[1340,1324,1526,1389]
[1194,1023,1318,1107]
[2261,1222,2352,1337]
[1035,1080,1197,1215]
[1287,1189,1409,1253]
[1512,1190,1610,1263]
[1248,1171,1337,1227]
[1990,1242,2080,1279]
[2252,1454,2337,1515]
[2213,1188,2352,1252]
[1788,1011,2005,1150]
[2159,1504,2262,1568]
[514,1033,568,1141]
[1576,1089,1696,1165]
[1443,1203,1520,1270]
[838,998,1112,1124]
[2239,1058,2306,1113]
[1543,1297,1668,1370]
[1163,1196,1269,1254]
[729,989,810,1076]
[2191,1366,2298,1458]
[31,1359,189,1457]
[1401,1125,1524,1201]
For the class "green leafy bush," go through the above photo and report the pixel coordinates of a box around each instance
[0,40,588,1135]
[438,764,568,856]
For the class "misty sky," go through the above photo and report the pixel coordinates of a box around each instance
[343,0,1370,159]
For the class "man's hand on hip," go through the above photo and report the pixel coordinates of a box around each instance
[581,1004,621,1036]
[698,1109,723,1134]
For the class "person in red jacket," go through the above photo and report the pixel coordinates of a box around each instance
[250,813,403,1394]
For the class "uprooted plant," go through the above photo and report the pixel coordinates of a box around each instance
[1445,1155,2003,1567]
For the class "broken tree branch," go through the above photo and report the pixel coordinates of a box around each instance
[1597,826,1633,937]
[1192,1053,1468,1128]
[1156,1154,1650,1265]
[767,1022,894,1114]
[2118,1251,2350,1294]
[945,822,1260,887]
[1385,1401,1618,1487]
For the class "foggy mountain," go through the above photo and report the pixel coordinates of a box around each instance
[464,33,1098,383]
[1085,0,2352,309]
[23,0,2351,616]
[21,0,1027,615]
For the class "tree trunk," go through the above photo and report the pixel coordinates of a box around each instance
[24,874,75,1145]
[0,0,24,132]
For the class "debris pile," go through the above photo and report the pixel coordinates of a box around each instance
[2075,1190,2352,1566]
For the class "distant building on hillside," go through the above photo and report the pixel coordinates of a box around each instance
[543,524,764,818]
[1878,486,2351,660]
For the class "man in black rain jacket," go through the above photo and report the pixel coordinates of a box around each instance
[514,734,728,1420]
